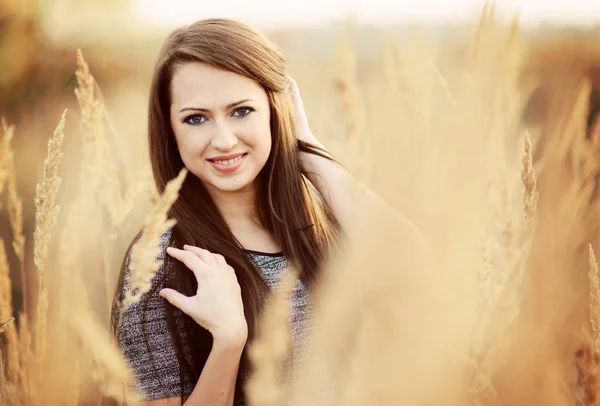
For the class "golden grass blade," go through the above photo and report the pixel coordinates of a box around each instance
[17,311,32,405]
[247,267,297,406]
[0,239,12,324]
[0,347,5,404]
[121,168,187,311]
[69,275,137,405]
[75,49,134,229]
[0,317,14,334]
[0,118,14,203]
[6,153,27,316]
[521,131,539,229]
[7,153,24,263]
[590,245,600,354]
[32,109,68,402]
[0,238,18,396]
[33,109,67,273]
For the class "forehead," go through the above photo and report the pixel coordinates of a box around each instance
[170,62,266,108]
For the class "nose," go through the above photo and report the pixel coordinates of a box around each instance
[211,121,238,151]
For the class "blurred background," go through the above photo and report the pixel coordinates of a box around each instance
[2,0,600,328]
[2,1,600,403]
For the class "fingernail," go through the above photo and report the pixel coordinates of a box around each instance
[183,244,189,249]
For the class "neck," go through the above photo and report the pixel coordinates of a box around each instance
[205,182,261,228]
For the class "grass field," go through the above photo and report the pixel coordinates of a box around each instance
[2,2,600,405]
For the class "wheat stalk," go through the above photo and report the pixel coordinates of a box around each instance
[69,273,137,405]
[590,245,600,355]
[0,343,5,404]
[75,49,134,230]
[0,118,14,204]
[14,310,32,405]
[34,109,67,273]
[521,131,539,229]
[7,153,27,317]
[0,317,13,404]
[0,237,19,403]
[58,51,105,294]
[146,175,159,205]
[7,153,24,265]
[247,267,297,406]
[0,242,12,402]
[121,168,187,312]
[32,109,68,403]
[0,239,11,325]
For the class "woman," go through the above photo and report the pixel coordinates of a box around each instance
[112,18,423,406]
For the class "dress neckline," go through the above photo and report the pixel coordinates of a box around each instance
[244,249,285,258]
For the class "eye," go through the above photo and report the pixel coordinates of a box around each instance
[183,114,206,126]
[232,107,254,118]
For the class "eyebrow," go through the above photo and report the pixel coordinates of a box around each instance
[179,99,254,113]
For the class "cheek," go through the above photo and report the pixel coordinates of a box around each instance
[244,113,272,152]
[174,129,210,157]
[242,130,271,162]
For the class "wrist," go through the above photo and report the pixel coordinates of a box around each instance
[211,324,248,349]
[299,145,331,170]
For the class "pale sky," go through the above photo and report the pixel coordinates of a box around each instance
[134,0,600,28]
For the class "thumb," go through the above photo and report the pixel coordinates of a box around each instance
[159,288,193,315]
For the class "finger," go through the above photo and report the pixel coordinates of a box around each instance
[159,288,194,315]
[287,77,310,131]
[166,247,204,277]
[288,77,303,106]
[213,253,228,267]
[183,244,218,265]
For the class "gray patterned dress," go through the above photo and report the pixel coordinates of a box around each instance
[116,229,312,401]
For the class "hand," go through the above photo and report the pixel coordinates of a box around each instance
[159,245,247,344]
[288,76,323,148]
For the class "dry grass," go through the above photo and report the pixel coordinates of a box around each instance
[590,245,600,354]
[0,118,14,206]
[2,5,600,406]
[246,267,298,406]
[120,167,187,312]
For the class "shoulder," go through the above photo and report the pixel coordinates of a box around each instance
[122,228,174,292]
[126,228,173,266]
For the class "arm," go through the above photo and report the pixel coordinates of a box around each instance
[288,77,424,245]
[156,245,249,406]
[141,335,245,406]
[300,149,423,240]
[290,77,431,293]
[183,335,245,405]
[117,232,247,406]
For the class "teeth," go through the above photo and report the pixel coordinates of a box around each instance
[214,155,243,165]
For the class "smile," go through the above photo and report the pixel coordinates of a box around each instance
[211,155,244,165]
[207,153,248,174]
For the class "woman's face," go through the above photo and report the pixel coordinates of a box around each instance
[169,62,272,194]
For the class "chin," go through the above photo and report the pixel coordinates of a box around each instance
[203,175,257,193]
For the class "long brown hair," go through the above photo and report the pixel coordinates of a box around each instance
[111,18,340,404]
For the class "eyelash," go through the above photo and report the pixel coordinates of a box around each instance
[183,107,255,126]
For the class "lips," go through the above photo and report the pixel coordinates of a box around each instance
[207,153,248,174]
[207,153,247,165]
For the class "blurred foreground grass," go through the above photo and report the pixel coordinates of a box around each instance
[2,1,600,405]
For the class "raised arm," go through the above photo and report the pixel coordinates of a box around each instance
[289,78,424,245]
